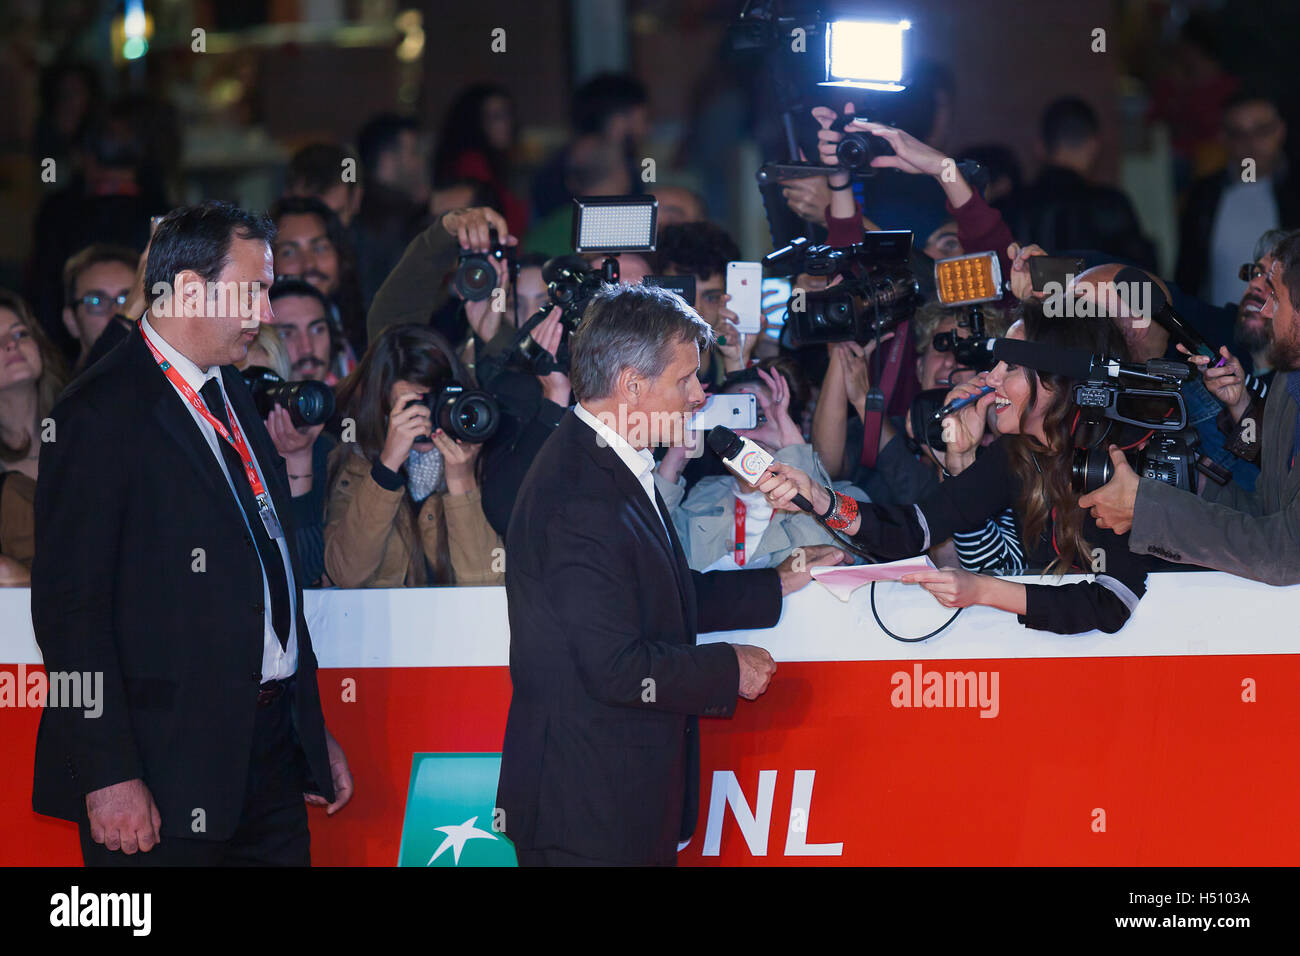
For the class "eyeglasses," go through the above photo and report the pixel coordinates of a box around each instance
[1239,262,1267,282]
[77,292,129,315]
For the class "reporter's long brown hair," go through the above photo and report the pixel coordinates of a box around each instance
[0,288,68,465]
[333,324,469,464]
[1003,299,1131,575]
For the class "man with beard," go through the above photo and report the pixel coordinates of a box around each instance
[1233,229,1294,385]
[268,280,336,385]
[1080,231,1300,586]
[269,196,365,359]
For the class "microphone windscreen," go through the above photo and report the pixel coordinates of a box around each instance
[706,425,742,459]
[1114,266,1169,313]
[989,337,1095,381]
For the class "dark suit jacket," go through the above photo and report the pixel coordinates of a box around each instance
[1130,370,1300,585]
[31,322,334,838]
[1175,166,1300,299]
[496,411,783,864]
[1001,165,1157,270]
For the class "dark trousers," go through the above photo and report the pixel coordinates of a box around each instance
[79,684,311,867]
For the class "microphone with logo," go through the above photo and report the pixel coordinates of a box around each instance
[707,426,883,562]
[706,426,813,511]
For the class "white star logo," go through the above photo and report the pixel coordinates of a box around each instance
[427,816,498,866]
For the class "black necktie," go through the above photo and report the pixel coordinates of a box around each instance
[199,377,291,649]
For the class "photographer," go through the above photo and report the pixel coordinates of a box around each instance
[324,325,502,588]
[654,362,867,571]
[365,206,514,344]
[1080,232,1300,586]
[760,300,1161,635]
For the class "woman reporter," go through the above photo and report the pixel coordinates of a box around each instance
[324,325,502,588]
[757,300,1160,634]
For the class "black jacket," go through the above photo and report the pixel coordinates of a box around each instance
[846,439,1160,634]
[1175,165,1300,300]
[30,322,334,837]
[496,411,782,864]
[1001,165,1157,269]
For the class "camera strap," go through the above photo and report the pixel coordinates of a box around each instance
[859,319,911,469]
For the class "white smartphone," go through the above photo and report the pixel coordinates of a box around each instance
[687,393,758,432]
[726,261,763,334]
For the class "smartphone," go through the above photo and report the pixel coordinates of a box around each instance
[726,261,763,334]
[1029,255,1087,293]
[642,274,696,307]
[760,277,791,339]
[687,393,758,432]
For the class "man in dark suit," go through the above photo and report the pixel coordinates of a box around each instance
[1001,96,1157,269]
[497,284,842,866]
[31,201,353,865]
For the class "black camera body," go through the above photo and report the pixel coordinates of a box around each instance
[241,366,336,428]
[409,383,501,445]
[932,305,997,373]
[454,229,514,302]
[1072,429,1200,495]
[829,114,895,173]
[505,255,620,378]
[764,232,918,347]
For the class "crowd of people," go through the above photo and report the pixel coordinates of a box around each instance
[3,64,1297,641]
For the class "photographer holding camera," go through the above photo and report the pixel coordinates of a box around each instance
[759,300,1162,635]
[324,325,502,588]
[1079,232,1300,586]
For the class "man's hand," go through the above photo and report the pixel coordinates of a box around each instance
[85,778,162,854]
[462,255,510,343]
[267,407,324,459]
[1077,446,1140,533]
[529,306,572,406]
[304,727,353,815]
[0,554,31,587]
[732,643,776,700]
[780,174,833,226]
[440,207,516,252]
[1183,345,1251,421]
[777,544,846,595]
[1007,242,1049,301]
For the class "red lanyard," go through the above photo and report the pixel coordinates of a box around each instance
[734,497,747,567]
[141,325,272,510]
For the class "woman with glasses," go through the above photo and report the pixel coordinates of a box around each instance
[61,243,138,368]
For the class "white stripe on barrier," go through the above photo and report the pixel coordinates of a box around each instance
[2,570,1298,667]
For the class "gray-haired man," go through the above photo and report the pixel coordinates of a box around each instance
[495,284,841,866]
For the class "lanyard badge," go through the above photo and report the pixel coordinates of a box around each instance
[143,326,284,540]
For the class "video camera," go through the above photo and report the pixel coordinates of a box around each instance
[763,231,919,347]
[970,336,1206,494]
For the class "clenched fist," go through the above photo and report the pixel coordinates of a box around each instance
[732,643,777,700]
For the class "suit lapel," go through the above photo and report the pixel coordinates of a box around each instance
[132,327,246,527]
[567,414,691,608]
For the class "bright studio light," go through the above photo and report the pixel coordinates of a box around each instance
[571,196,658,253]
[821,19,910,92]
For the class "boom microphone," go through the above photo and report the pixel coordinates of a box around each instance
[706,426,814,512]
[983,337,1097,381]
[1113,266,1225,367]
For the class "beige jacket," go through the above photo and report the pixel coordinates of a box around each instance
[324,446,503,588]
